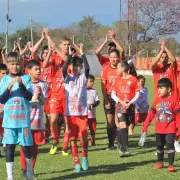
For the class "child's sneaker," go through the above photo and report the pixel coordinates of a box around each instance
[168,165,175,172]
[74,164,81,173]
[49,143,59,155]
[81,157,89,171]
[62,150,69,156]
[153,162,164,169]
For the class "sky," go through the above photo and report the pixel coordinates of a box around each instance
[0,0,120,33]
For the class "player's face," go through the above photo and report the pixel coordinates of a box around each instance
[8,61,21,74]
[73,61,82,75]
[158,86,170,97]
[160,52,168,65]
[0,70,7,80]
[59,40,70,54]
[87,79,94,88]
[42,49,49,60]
[139,79,145,87]
[28,66,41,80]
[117,63,124,75]
[109,52,119,67]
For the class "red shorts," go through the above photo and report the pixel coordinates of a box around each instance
[135,113,148,124]
[32,130,45,145]
[67,116,88,141]
[0,118,3,133]
[50,97,66,115]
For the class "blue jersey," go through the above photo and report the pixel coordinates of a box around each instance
[0,74,32,128]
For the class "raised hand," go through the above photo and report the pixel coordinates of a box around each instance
[159,39,166,51]
[1,46,6,55]
[109,29,116,40]
[79,43,84,56]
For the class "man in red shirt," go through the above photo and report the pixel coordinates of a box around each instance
[95,30,124,68]
[43,35,71,155]
[152,40,177,99]
[142,78,180,172]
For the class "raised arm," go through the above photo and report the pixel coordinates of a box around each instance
[32,28,47,59]
[95,35,109,60]
[16,39,22,54]
[79,43,90,79]
[1,47,7,64]
[109,30,124,55]
[165,43,176,68]
[63,55,72,79]
[42,44,53,68]
[152,41,165,69]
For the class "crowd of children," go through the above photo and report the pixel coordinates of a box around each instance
[0,29,180,179]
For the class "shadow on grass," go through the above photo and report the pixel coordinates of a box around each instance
[40,159,157,180]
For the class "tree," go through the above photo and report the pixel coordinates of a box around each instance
[137,0,180,42]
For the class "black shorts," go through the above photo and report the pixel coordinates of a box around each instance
[104,95,116,115]
[156,133,175,147]
[116,104,135,125]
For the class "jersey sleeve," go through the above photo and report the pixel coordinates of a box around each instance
[94,89,100,101]
[24,75,33,93]
[0,76,7,95]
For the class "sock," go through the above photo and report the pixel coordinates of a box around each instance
[117,128,123,151]
[63,133,69,151]
[71,143,80,165]
[80,141,88,157]
[25,158,33,178]
[51,129,59,144]
[6,162,14,180]
[107,127,114,147]
[168,152,175,165]
[45,116,51,139]
[157,151,164,162]
[32,145,38,169]
[113,126,117,141]
[120,128,128,152]
[20,148,26,170]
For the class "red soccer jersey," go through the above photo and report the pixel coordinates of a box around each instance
[112,75,140,102]
[176,61,180,96]
[51,69,65,100]
[101,65,119,95]
[152,63,178,99]
[143,96,180,134]
[51,54,65,73]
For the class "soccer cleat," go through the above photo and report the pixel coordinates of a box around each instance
[62,150,69,156]
[74,164,81,173]
[106,146,115,150]
[174,141,180,153]
[168,165,175,172]
[124,151,132,157]
[119,151,131,158]
[153,162,164,169]
[49,144,59,155]
[81,157,89,171]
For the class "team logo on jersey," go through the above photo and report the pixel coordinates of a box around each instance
[127,81,132,85]
[14,99,20,105]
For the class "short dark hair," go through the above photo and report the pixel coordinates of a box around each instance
[109,49,120,57]
[108,42,116,48]
[157,78,172,89]
[68,56,83,66]
[138,75,145,81]
[0,63,7,71]
[26,59,41,69]
[42,45,48,51]
[88,74,95,81]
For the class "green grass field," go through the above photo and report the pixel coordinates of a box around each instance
[1,76,180,180]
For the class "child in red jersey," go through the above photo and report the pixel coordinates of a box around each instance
[101,49,120,150]
[111,61,140,157]
[0,64,7,157]
[142,78,180,172]
[63,44,90,173]
[87,75,100,146]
